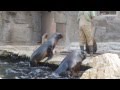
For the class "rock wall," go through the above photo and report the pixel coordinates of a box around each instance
[0,11,80,46]
[94,15,120,42]
[0,11,120,46]
[41,11,56,37]
[0,11,42,45]
[65,11,79,45]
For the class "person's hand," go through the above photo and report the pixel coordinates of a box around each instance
[77,17,80,22]
[91,17,95,25]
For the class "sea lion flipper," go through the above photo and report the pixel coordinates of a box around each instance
[44,54,53,63]
[47,53,53,60]
[44,55,53,63]
[44,46,54,63]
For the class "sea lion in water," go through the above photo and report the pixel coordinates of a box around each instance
[51,50,86,77]
[30,33,63,67]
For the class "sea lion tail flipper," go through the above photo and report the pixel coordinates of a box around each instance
[44,55,53,63]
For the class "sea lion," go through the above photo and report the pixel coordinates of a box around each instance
[51,50,86,77]
[30,33,63,67]
[41,33,56,54]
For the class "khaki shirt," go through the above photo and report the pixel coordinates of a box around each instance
[77,11,96,26]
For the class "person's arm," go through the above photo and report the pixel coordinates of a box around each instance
[90,11,96,25]
[77,11,81,22]
[91,11,96,19]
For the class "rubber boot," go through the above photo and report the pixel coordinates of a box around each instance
[80,46,84,54]
[88,45,94,56]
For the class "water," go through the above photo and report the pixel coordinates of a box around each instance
[0,50,68,79]
[0,50,91,79]
[0,60,73,79]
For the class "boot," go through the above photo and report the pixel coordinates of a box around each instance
[88,45,94,56]
[80,46,84,54]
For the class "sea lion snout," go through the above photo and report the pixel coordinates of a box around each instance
[55,33,63,39]
[58,34,63,39]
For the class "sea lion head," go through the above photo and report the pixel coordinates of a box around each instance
[73,50,86,60]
